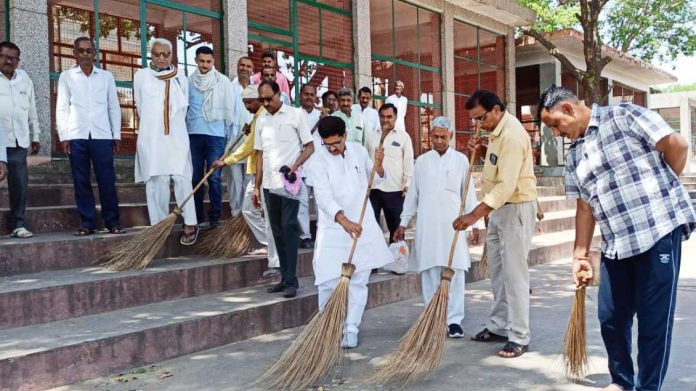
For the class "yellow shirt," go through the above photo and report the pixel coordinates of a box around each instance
[223,107,266,175]
[481,111,537,209]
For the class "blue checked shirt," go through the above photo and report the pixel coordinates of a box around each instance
[565,104,696,260]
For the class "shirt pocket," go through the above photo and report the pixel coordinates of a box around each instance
[443,170,460,193]
[482,151,498,183]
[275,124,299,144]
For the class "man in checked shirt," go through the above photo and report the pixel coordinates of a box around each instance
[539,85,696,391]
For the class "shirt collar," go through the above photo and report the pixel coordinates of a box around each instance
[73,66,100,76]
[490,111,510,138]
[586,104,601,135]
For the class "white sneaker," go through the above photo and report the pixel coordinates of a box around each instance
[10,227,33,238]
[341,331,358,349]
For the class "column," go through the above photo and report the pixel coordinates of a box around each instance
[352,0,372,90]
[224,0,248,77]
[9,0,50,159]
[442,3,455,143]
[505,28,516,115]
[538,61,562,166]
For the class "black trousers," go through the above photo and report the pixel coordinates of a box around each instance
[369,189,403,243]
[6,145,28,230]
[264,189,300,287]
[68,139,120,229]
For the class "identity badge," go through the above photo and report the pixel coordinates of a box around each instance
[489,153,498,165]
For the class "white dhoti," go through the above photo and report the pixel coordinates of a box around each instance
[298,186,311,240]
[421,266,466,325]
[225,163,247,216]
[241,177,279,268]
[318,269,370,334]
[145,175,197,226]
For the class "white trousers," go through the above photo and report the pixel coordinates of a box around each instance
[241,176,279,268]
[298,185,311,240]
[317,269,370,335]
[421,266,466,325]
[145,175,197,226]
[485,201,536,345]
[225,163,247,217]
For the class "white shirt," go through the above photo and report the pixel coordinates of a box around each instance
[56,66,121,141]
[364,127,414,193]
[0,69,40,148]
[301,107,321,133]
[352,103,380,133]
[311,142,392,284]
[385,94,408,131]
[228,78,253,140]
[254,103,313,189]
[400,148,483,271]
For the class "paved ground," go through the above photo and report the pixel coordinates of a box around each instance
[54,238,696,391]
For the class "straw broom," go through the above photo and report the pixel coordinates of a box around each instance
[478,218,489,278]
[257,127,390,391]
[100,132,246,271]
[563,268,593,380]
[369,126,483,386]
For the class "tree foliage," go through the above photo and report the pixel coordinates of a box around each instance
[519,0,696,106]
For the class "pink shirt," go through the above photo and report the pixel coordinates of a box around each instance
[251,71,291,97]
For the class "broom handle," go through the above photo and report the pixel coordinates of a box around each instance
[446,125,482,268]
[346,128,390,264]
[177,129,248,210]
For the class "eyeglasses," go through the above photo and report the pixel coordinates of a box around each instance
[152,51,171,58]
[76,48,94,54]
[258,94,277,104]
[321,139,343,150]
[472,111,489,122]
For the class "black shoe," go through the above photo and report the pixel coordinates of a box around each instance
[300,238,314,249]
[210,220,220,228]
[283,286,297,298]
[267,282,286,293]
[448,324,464,338]
[371,268,379,274]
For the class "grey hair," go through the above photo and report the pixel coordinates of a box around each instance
[395,80,405,88]
[337,87,354,98]
[431,116,453,133]
[536,85,579,122]
[149,38,173,54]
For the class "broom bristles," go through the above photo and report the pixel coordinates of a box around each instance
[479,243,489,278]
[258,263,356,391]
[100,212,178,271]
[563,287,588,380]
[369,268,453,386]
[196,215,254,258]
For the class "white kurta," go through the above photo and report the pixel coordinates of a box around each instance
[400,148,483,272]
[312,142,392,285]
[133,68,192,183]
[385,94,407,131]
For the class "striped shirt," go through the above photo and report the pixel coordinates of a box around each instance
[565,104,696,259]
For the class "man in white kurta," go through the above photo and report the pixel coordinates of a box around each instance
[395,116,482,337]
[311,116,391,349]
[133,38,198,243]
[385,80,408,132]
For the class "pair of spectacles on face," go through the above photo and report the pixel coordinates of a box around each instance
[258,92,279,105]
[75,48,94,54]
[321,139,343,150]
[472,111,490,122]
[152,51,171,58]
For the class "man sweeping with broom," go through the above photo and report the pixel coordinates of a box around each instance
[538,85,696,391]
[311,115,391,348]
[394,116,482,339]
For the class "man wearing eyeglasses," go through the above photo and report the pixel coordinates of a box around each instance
[311,115,390,348]
[55,37,123,236]
[452,90,537,359]
[0,41,40,238]
[253,80,314,298]
[133,38,198,246]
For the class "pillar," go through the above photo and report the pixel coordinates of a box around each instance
[224,0,248,78]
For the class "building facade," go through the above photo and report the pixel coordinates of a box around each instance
[649,91,696,174]
[1,0,533,158]
[515,29,677,169]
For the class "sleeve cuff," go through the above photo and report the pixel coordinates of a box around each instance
[399,217,411,227]
[482,195,503,210]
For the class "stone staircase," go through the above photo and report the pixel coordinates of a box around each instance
[682,175,696,206]
[0,163,597,391]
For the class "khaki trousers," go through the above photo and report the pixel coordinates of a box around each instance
[485,201,536,345]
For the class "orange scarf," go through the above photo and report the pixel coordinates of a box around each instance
[152,66,178,135]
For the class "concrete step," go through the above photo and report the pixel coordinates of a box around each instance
[0,201,232,235]
[0,273,420,391]
[0,250,313,329]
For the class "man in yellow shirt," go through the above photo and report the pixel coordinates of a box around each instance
[213,85,278,273]
[453,90,537,358]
